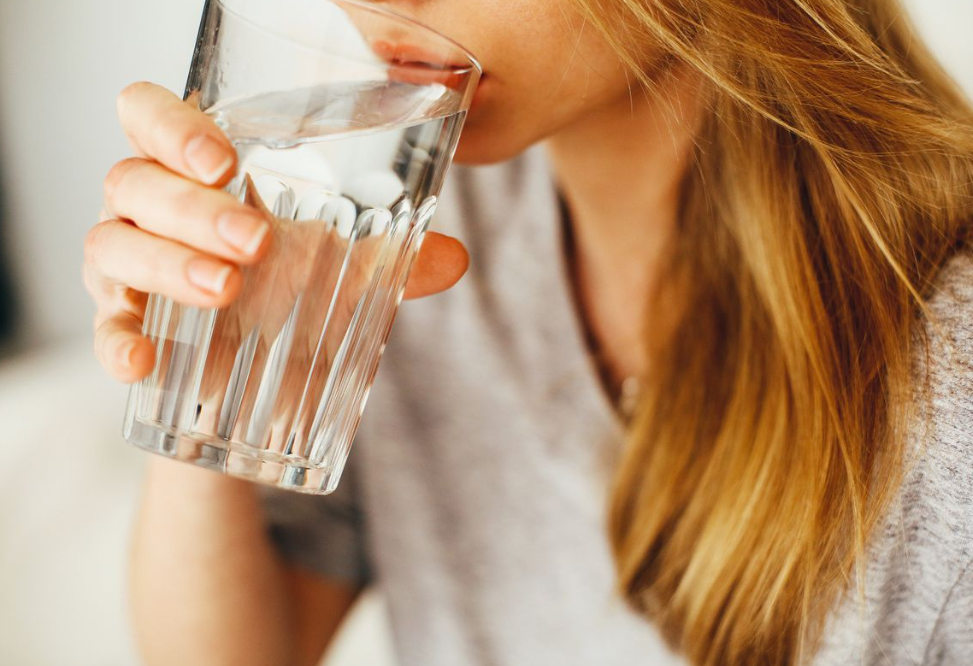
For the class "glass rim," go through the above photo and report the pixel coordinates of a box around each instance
[214,0,483,77]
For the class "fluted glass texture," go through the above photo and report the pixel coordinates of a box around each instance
[123,0,480,493]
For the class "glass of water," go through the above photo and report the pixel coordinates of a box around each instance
[123,0,481,493]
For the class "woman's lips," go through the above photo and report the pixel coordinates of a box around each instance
[372,39,482,96]
[371,40,478,72]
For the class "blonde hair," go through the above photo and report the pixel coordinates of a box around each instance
[569,0,973,663]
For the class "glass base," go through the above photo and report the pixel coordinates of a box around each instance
[124,416,340,494]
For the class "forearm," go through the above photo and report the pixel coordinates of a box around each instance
[130,458,293,666]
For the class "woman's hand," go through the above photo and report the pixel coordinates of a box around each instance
[84,81,469,384]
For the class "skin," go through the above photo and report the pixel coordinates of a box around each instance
[377,0,703,382]
[84,0,701,663]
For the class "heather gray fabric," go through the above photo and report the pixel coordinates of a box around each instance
[259,146,973,666]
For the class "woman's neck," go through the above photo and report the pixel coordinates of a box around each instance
[543,67,702,385]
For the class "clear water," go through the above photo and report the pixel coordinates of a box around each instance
[125,80,465,489]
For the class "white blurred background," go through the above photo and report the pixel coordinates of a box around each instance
[0,1,970,664]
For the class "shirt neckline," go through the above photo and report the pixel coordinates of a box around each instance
[533,146,630,444]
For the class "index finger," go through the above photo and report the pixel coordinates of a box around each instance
[116,81,237,187]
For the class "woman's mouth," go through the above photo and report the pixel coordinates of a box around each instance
[371,40,484,100]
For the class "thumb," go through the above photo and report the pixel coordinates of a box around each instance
[403,232,469,300]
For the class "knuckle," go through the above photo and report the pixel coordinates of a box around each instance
[93,317,114,362]
[103,157,143,205]
[170,182,208,225]
[139,245,166,282]
[93,310,119,341]
[83,221,113,265]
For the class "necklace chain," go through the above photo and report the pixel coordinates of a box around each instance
[558,191,642,422]
[591,345,641,421]
[617,375,641,421]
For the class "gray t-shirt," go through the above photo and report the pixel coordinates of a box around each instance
[260,146,973,666]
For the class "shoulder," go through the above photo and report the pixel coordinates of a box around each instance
[923,558,973,665]
[813,250,973,664]
[909,248,973,534]
[900,247,973,560]
[920,247,973,366]
[890,248,973,660]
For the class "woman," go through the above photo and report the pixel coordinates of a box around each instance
[84,0,973,664]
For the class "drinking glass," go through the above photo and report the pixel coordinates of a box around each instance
[123,0,480,493]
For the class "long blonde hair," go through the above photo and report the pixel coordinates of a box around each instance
[569,0,973,663]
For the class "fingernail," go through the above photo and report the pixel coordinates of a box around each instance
[217,211,270,256]
[115,339,138,367]
[187,258,232,294]
[185,135,233,185]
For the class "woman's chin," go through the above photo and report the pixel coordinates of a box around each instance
[452,126,530,165]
